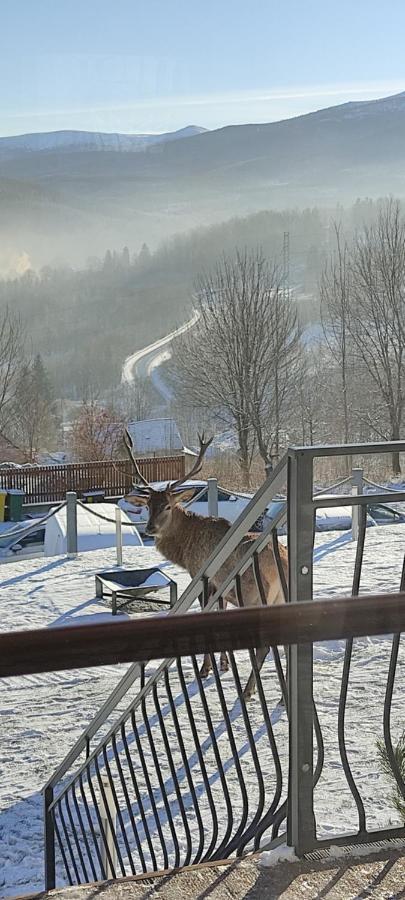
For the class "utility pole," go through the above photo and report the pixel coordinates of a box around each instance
[283,231,290,301]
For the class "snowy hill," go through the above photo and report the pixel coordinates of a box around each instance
[0,125,207,158]
[3,89,405,265]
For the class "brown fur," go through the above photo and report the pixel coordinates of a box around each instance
[126,487,288,696]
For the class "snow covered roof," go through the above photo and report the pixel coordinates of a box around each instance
[127,418,185,454]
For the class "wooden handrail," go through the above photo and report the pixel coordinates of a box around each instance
[1,592,404,679]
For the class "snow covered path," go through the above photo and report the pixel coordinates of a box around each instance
[121,310,199,392]
[0,528,404,896]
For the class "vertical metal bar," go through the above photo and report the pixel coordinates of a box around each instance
[382,558,405,812]
[351,467,363,542]
[66,491,78,558]
[208,478,219,517]
[98,775,118,879]
[44,785,56,890]
[169,581,177,608]
[287,449,316,855]
[115,506,123,567]
[164,666,206,864]
[53,807,74,886]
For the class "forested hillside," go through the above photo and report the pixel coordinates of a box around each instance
[0,199,386,397]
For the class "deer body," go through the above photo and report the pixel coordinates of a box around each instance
[123,429,288,697]
[155,504,287,608]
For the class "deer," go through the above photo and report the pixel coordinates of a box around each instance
[123,430,288,699]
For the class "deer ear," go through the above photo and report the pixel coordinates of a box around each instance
[124,492,150,506]
[169,488,196,506]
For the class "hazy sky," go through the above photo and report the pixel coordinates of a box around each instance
[1,0,405,136]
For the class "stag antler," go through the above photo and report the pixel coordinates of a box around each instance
[169,432,213,490]
[123,428,151,490]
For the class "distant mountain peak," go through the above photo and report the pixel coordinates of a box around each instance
[0,125,208,158]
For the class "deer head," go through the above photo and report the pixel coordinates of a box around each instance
[123,429,213,537]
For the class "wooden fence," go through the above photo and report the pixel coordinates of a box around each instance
[0,456,186,505]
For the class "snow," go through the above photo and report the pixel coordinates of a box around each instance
[43,502,143,556]
[0,527,404,896]
[121,311,199,387]
[259,845,299,866]
[0,127,207,158]
[260,837,405,867]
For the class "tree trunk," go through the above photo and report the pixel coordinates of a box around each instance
[391,419,402,475]
[342,369,352,474]
[239,454,250,490]
[238,425,251,490]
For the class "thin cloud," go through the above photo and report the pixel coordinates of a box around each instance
[1,79,404,135]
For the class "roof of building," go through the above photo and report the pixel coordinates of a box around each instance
[127,418,185,454]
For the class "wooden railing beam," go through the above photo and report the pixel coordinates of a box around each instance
[1,592,404,679]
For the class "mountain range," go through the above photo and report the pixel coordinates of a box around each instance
[0,125,207,159]
[2,91,405,269]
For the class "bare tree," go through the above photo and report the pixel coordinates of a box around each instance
[249,282,301,467]
[11,355,58,461]
[119,376,155,422]
[69,400,124,461]
[0,307,26,440]
[347,200,405,474]
[174,250,296,486]
[320,223,352,453]
[296,345,330,446]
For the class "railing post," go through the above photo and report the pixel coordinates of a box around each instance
[66,492,78,557]
[100,777,117,879]
[208,477,218,517]
[351,467,363,542]
[287,448,316,855]
[115,506,123,567]
[44,785,56,890]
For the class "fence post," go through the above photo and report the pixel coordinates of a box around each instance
[287,448,316,855]
[44,785,56,890]
[208,478,218,517]
[66,492,78,557]
[351,467,363,542]
[100,776,117,879]
[115,506,123,567]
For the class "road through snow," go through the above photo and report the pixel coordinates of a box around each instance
[121,311,200,403]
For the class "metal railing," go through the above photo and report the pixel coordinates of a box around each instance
[38,441,405,887]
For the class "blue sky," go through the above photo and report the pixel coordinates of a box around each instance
[1,0,405,136]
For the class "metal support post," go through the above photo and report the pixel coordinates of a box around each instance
[44,785,56,889]
[66,492,78,558]
[208,477,218,517]
[169,580,178,608]
[287,449,316,855]
[351,467,363,542]
[115,506,123,567]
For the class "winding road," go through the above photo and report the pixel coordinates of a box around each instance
[121,309,200,404]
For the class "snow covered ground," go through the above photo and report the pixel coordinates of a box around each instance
[0,528,404,896]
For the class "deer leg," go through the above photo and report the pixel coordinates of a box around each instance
[199,586,213,678]
[243,645,269,700]
[277,646,289,706]
[220,651,229,672]
[219,596,229,672]
[200,653,212,678]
